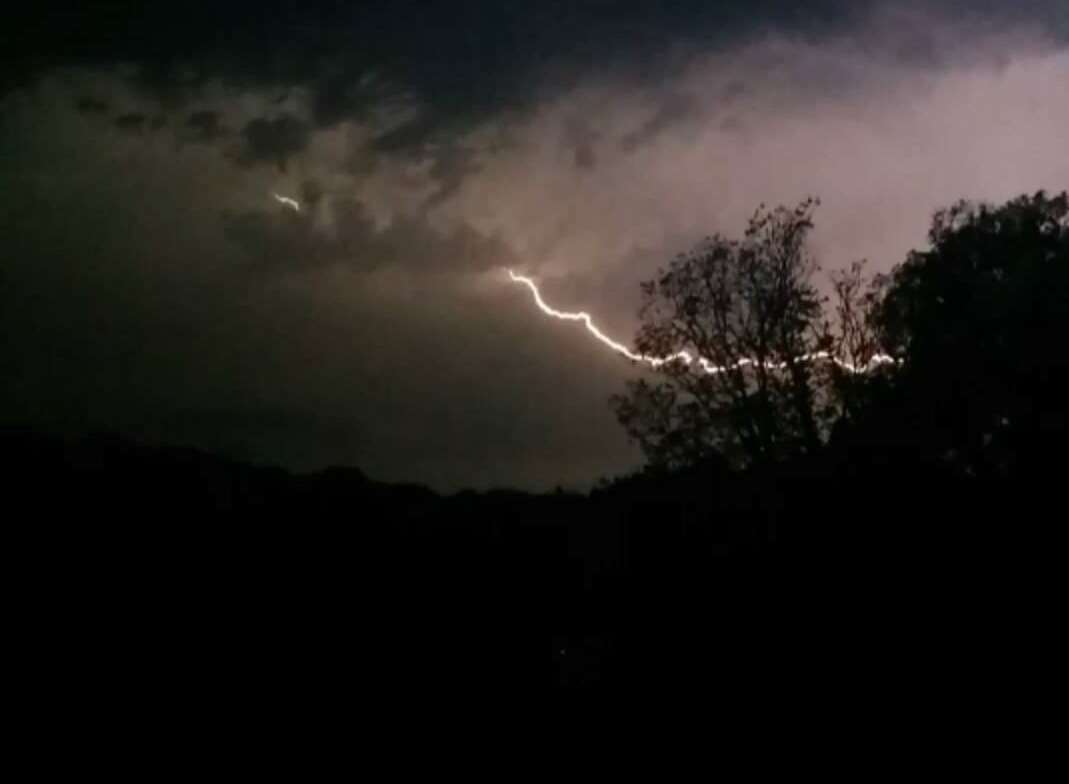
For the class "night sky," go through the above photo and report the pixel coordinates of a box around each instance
[3,1,1068,490]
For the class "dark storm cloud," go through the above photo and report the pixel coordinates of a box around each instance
[562,117,602,171]
[114,113,148,134]
[23,2,1045,151]
[76,97,110,115]
[720,80,748,104]
[4,1,1069,491]
[111,113,167,135]
[424,145,481,208]
[371,115,442,155]
[13,2,1068,165]
[312,70,413,130]
[574,143,597,171]
[221,197,513,276]
[620,92,701,153]
[237,114,310,170]
[186,110,226,142]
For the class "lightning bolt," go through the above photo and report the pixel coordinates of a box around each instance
[273,193,301,212]
[507,270,898,375]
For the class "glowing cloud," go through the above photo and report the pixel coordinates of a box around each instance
[508,270,898,375]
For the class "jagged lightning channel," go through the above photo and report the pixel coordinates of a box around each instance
[507,270,898,375]
[273,193,301,212]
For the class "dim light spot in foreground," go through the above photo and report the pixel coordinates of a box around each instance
[507,269,898,375]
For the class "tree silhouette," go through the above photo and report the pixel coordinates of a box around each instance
[868,190,1069,477]
[611,199,844,468]
[820,259,893,431]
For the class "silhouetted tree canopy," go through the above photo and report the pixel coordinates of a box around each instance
[614,190,1069,477]
[865,190,1069,477]
[611,199,860,468]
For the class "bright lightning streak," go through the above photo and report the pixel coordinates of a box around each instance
[273,193,301,212]
[507,270,898,375]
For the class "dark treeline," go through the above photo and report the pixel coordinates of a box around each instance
[6,191,1066,711]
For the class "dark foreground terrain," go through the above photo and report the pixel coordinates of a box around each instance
[0,439,1057,775]
[6,427,1059,719]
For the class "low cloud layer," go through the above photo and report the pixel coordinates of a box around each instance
[3,3,1068,489]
